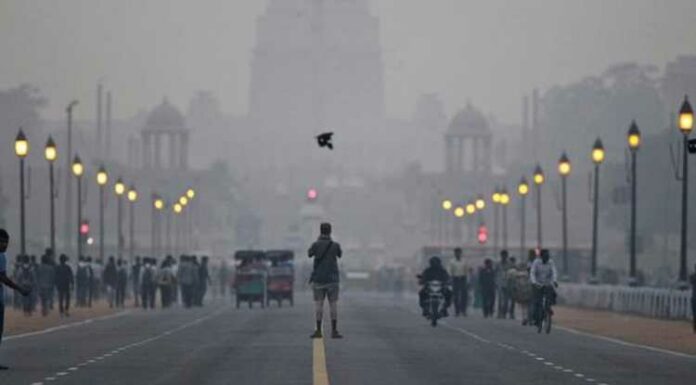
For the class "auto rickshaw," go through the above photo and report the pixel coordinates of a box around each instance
[265,250,295,307]
[233,250,268,309]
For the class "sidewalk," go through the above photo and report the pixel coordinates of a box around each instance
[555,306,696,356]
[4,300,129,336]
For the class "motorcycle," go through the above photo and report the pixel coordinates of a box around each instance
[424,280,446,327]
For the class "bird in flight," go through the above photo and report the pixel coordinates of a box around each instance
[316,132,334,150]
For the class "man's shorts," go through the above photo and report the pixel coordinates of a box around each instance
[313,283,339,302]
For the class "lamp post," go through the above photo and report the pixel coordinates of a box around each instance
[45,136,58,259]
[533,165,545,249]
[179,195,189,251]
[114,178,125,258]
[678,96,693,288]
[127,185,137,263]
[153,197,164,258]
[500,189,510,250]
[441,199,453,247]
[465,202,476,245]
[518,177,530,256]
[558,152,572,279]
[186,188,195,252]
[72,156,84,259]
[627,121,641,286]
[64,100,78,256]
[492,188,501,256]
[96,165,108,261]
[14,129,29,256]
[173,202,183,256]
[590,138,605,283]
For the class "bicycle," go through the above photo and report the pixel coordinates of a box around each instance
[535,285,555,334]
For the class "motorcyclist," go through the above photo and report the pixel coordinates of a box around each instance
[418,256,452,317]
[529,249,558,325]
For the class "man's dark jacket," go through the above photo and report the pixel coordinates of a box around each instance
[308,235,342,284]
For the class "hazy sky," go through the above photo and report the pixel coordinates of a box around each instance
[0,0,694,123]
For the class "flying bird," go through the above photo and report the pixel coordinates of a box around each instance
[316,132,334,150]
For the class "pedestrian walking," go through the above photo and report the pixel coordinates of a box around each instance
[503,257,517,319]
[90,257,102,306]
[37,254,55,317]
[448,247,470,316]
[116,259,128,308]
[218,259,229,298]
[197,256,211,306]
[131,256,142,307]
[103,257,118,308]
[496,250,511,318]
[0,229,31,370]
[308,222,343,339]
[75,257,90,307]
[478,259,496,318]
[17,256,36,316]
[140,258,157,309]
[523,249,538,326]
[157,259,175,308]
[178,256,196,308]
[55,254,74,317]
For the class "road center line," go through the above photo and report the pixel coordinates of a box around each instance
[313,338,330,385]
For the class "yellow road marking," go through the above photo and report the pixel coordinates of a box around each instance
[313,338,330,385]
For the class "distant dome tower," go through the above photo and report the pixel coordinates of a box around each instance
[445,103,492,175]
[141,98,189,170]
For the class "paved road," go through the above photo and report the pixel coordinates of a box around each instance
[1,293,694,385]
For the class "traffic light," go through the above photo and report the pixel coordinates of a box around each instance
[477,225,488,244]
[307,188,318,202]
[80,220,90,235]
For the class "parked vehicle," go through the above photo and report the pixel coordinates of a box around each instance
[265,250,295,307]
[234,250,268,309]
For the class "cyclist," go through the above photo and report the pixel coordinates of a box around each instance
[529,249,558,326]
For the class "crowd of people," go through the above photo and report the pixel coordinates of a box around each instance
[419,247,559,326]
[4,250,216,317]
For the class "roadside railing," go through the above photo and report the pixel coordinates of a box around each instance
[558,284,693,321]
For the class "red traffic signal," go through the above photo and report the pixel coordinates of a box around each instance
[477,225,488,244]
[307,188,318,201]
[80,220,90,235]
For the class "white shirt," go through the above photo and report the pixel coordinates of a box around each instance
[448,259,469,277]
[530,258,558,286]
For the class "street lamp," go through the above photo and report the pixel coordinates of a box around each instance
[491,188,501,257]
[179,196,188,207]
[186,188,195,200]
[678,96,693,287]
[72,155,84,259]
[627,121,641,286]
[64,100,78,257]
[558,152,571,280]
[533,164,545,249]
[45,136,58,259]
[152,196,165,258]
[173,202,183,255]
[442,199,453,211]
[465,202,476,215]
[96,165,108,261]
[114,178,125,258]
[475,196,486,211]
[454,206,465,218]
[15,129,29,256]
[518,177,530,256]
[500,189,510,250]
[127,185,138,262]
[590,138,605,283]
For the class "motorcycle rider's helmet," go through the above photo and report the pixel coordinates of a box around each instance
[429,256,442,268]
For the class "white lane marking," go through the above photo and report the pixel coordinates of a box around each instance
[68,367,78,371]
[30,382,43,385]
[586,378,596,382]
[556,325,696,360]
[575,373,585,378]
[5,311,131,341]
[56,372,68,376]
[563,369,574,373]
[554,366,564,370]
[439,322,491,343]
[544,362,554,366]
[44,377,56,381]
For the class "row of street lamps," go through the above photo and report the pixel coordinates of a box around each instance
[13,129,197,263]
[438,96,693,286]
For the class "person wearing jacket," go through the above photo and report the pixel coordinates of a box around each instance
[37,254,55,317]
[308,223,343,339]
[419,256,452,317]
[54,254,74,317]
[478,259,496,318]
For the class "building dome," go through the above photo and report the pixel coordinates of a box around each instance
[146,98,185,130]
[448,103,489,134]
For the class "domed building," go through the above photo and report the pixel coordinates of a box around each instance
[444,103,492,175]
[141,99,189,170]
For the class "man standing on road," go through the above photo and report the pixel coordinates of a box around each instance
[690,264,696,333]
[448,247,469,316]
[55,254,74,317]
[478,259,496,318]
[0,229,31,370]
[308,222,343,339]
